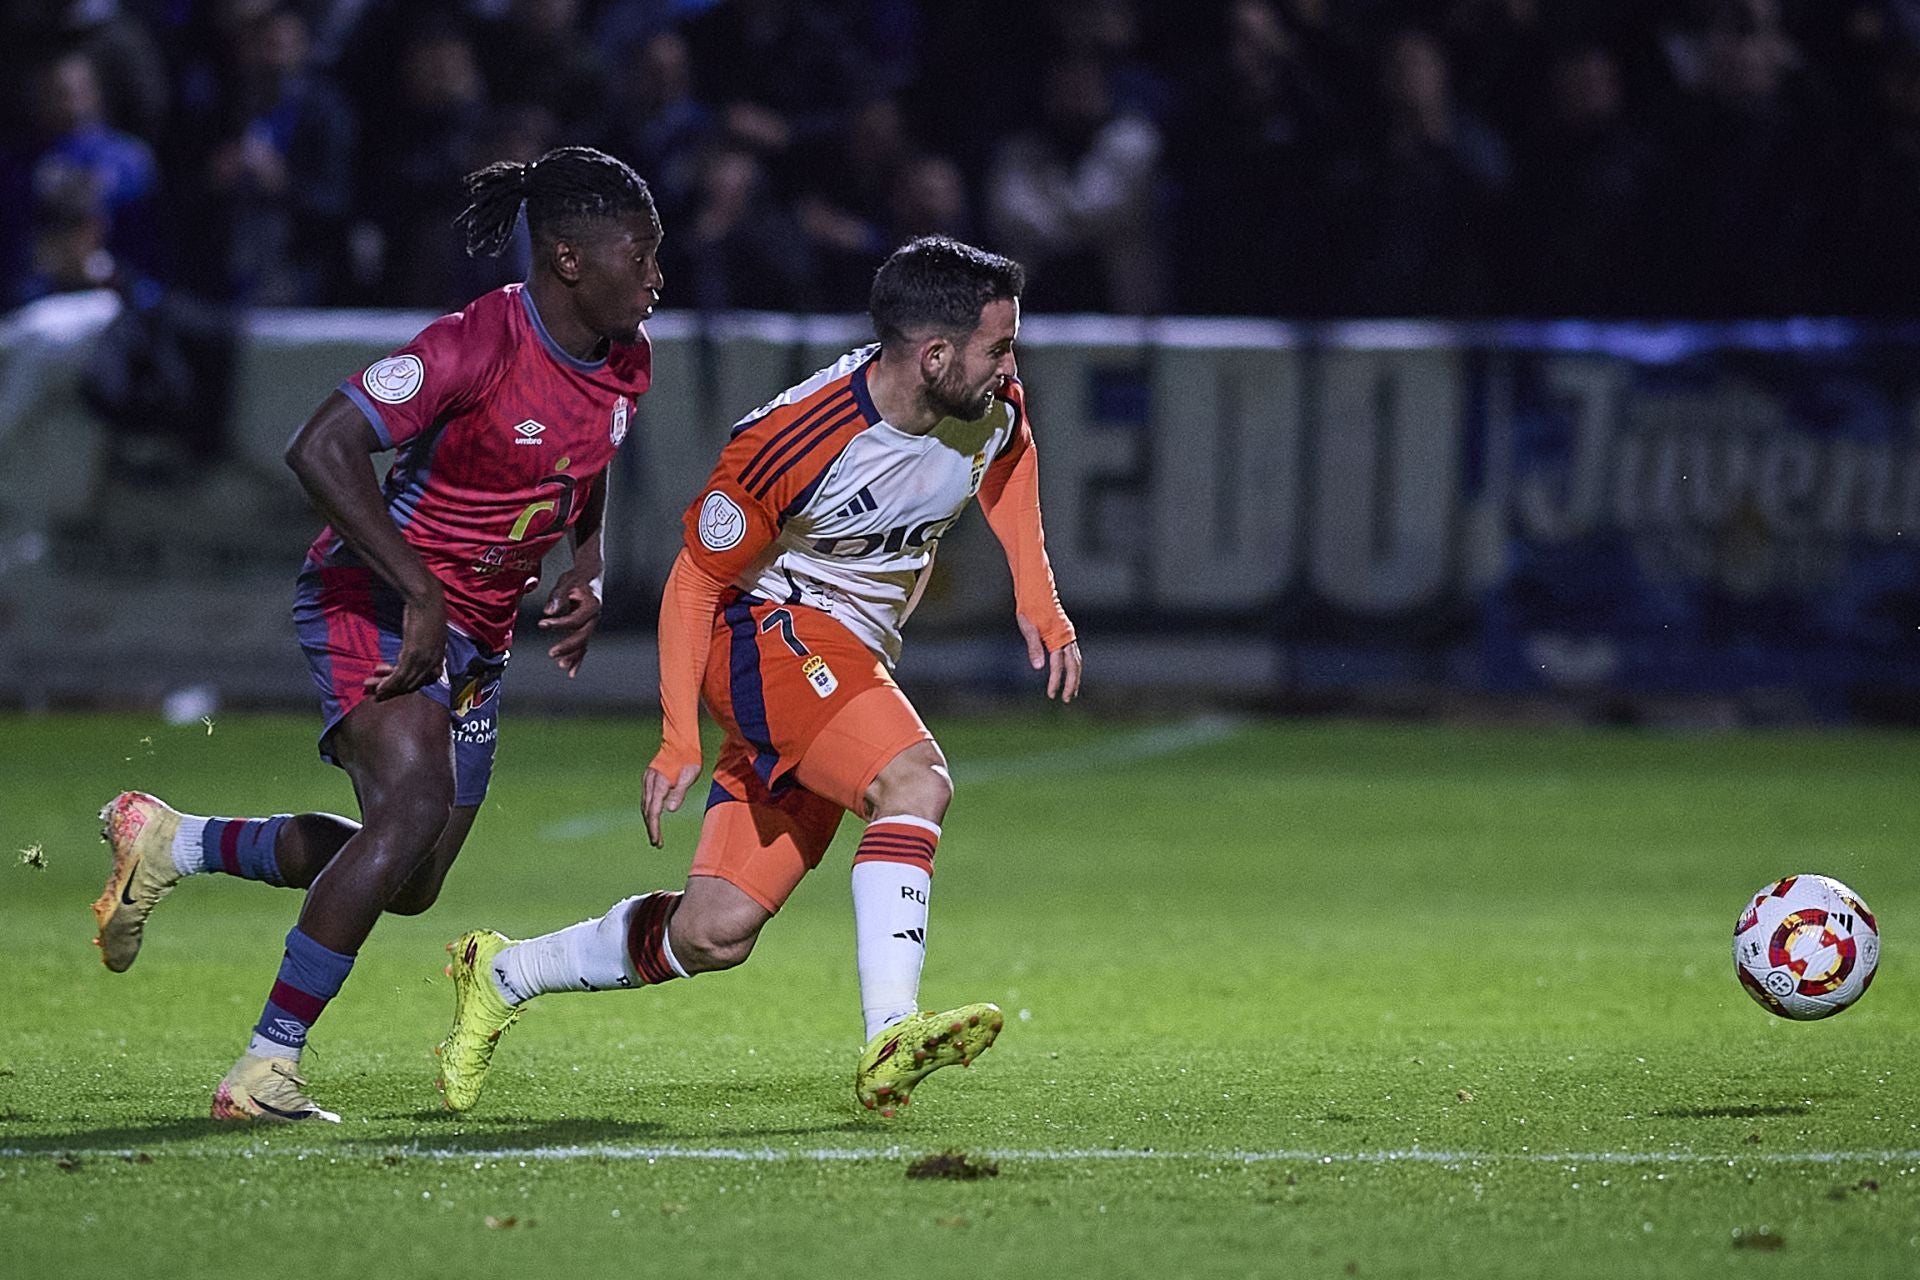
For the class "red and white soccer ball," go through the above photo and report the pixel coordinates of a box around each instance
[1734,875,1880,1021]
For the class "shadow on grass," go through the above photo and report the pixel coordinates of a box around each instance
[704,1121,879,1139]
[1651,1104,1812,1120]
[5,1112,879,1156]
[375,1114,679,1147]
[1,1117,259,1153]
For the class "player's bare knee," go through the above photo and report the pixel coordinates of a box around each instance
[865,741,952,823]
[384,868,448,916]
[668,913,761,974]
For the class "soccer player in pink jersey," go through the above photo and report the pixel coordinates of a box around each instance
[90,146,664,1123]
[435,237,1083,1117]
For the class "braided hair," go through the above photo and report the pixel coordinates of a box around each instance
[454,145,656,259]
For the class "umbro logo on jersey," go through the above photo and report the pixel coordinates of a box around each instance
[892,928,925,945]
[834,486,878,520]
[514,419,547,445]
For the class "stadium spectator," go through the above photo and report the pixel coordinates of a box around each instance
[3,0,172,141]
[1170,0,1338,315]
[362,24,490,307]
[594,27,715,233]
[795,96,918,307]
[1649,1,1842,316]
[175,6,356,305]
[0,49,160,307]
[1504,41,1659,316]
[674,142,815,310]
[680,0,871,178]
[1322,24,1510,316]
[887,153,973,242]
[475,0,607,136]
[986,53,1167,314]
[1050,0,1175,125]
[10,168,115,306]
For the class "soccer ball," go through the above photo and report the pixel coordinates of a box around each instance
[1733,875,1880,1020]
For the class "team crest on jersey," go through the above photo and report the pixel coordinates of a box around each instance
[968,449,988,495]
[698,491,747,551]
[364,355,424,404]
[801,655,839,698]
[611,396,630,446]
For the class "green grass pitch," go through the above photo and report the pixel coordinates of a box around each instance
[4,711,1919,1278]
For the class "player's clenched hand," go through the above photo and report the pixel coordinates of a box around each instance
[368,592,447,700]
[539,568,603,678]
[642,756,702,848]
[1016,612,1082,703]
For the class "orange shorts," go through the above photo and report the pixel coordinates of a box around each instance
[691,592,933,913]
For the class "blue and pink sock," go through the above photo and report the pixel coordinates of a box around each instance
[247,927,355,1061]
[172,815,288,885]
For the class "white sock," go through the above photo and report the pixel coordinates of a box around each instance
[246,1033,298,1063]
[852,822,937,1040]
[491,897,644,1005]
[171,815,211,877]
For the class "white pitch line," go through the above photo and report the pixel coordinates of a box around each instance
[537,715,1245,841]
[4,1144,1918,1166]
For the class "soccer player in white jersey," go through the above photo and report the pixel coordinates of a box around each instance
[435,236,1082,1115]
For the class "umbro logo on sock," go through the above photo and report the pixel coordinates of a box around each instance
[892,928,925,945]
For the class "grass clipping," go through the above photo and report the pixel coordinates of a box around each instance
[906,1151,1000,1181]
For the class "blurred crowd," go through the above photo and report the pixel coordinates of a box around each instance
[7,0,1920,319]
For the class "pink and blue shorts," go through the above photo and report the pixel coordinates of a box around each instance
[292,564,507,806]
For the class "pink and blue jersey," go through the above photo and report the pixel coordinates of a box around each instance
[314,283,651,652]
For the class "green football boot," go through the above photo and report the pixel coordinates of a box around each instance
[854,1002,1004,1116]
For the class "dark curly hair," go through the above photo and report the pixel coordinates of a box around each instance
[870,236,1025,351]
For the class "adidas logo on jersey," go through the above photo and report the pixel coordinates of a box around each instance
[892,928,925,945]
[834,486,878,520]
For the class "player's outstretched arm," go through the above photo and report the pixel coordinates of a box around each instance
[539,472,607,677]
[641,549,729,847]
[285,391,446,700]
[979,387,1080,703]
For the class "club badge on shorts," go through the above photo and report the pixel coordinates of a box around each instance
[801,655,838,698]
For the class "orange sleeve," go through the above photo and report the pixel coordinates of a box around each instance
[648,548,730,776]
[978,378,1076,651]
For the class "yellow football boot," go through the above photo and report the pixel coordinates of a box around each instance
[854,1003,1003,1116]
[436,930,520,1112]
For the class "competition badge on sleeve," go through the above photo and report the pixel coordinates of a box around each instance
[699,491,746,551]
[365,355,424,404]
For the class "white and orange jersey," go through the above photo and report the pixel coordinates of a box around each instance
[679,344,1066,665]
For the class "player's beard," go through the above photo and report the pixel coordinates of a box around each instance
[929,366,996,422]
